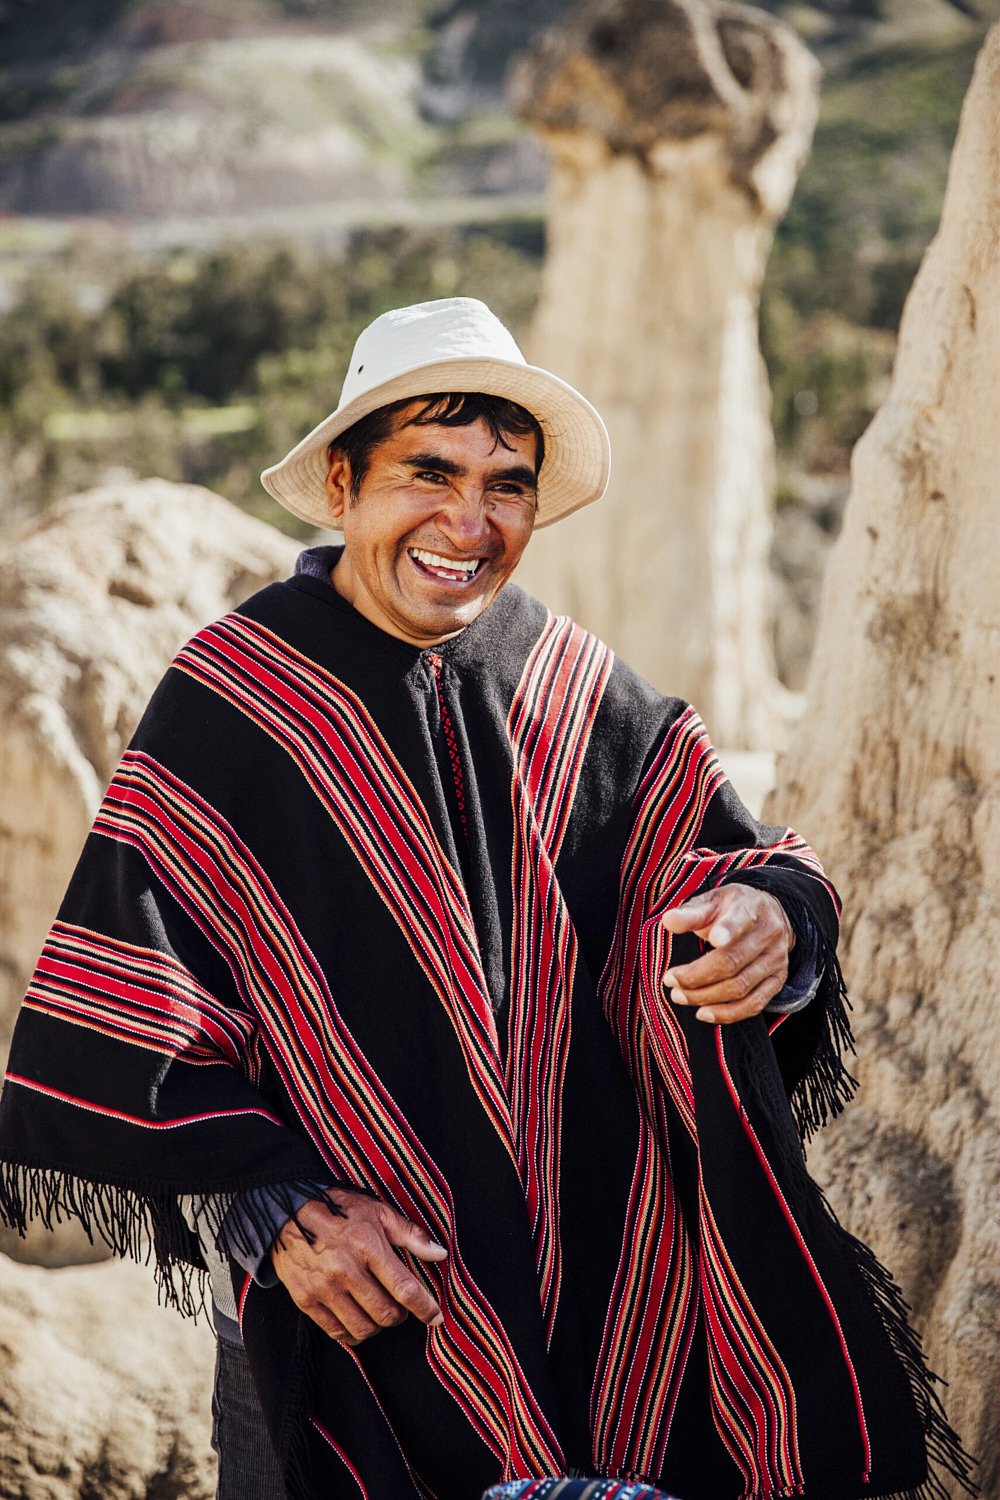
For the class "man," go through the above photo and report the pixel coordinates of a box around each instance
[0,300,962,1500]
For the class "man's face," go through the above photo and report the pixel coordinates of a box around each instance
[325,403,539,648]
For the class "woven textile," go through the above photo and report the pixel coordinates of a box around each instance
[484,1480,677,1499]
[0,571,970,1500]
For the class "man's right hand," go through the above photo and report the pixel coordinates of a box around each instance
[270,1189,448,1346]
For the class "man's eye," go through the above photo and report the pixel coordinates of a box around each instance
[415,470,447,484]
[491,485,533,503]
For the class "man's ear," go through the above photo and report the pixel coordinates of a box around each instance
[325,452,351,524]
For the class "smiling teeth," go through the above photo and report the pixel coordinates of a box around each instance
[411,548,479,575]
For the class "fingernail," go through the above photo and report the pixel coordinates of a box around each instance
[663,970,676,984]
[696,1007,713,1021]
[709,924,731,945]
[431,1313,444,1327]
[669,988,687,1004]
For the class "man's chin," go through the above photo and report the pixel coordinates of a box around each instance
[404,600,486,642]
[396,576,503,641]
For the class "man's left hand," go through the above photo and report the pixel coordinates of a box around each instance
[659,883,795,1024]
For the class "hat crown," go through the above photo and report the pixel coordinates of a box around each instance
[339,298,527,408]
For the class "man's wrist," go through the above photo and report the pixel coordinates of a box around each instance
[768,900,823,1014]
[771,891,796,952]
[220,1179,338,1286]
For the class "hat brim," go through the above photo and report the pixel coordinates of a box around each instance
[259,356,610,531]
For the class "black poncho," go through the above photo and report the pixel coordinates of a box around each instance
[0,569,970,1500]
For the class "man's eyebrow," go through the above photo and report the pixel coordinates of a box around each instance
[402,452,463,477]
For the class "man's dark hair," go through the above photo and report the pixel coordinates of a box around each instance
[327,392,545,499]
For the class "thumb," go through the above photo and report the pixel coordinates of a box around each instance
[381,1205,449,1261]
[659,888,723,935]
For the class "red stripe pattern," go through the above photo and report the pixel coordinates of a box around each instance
[505,615,613,1342]
[23,921,257,1070]
[0,574,951,1500]
[591,706,847,1489]
[311,1419,371,1498]
[428,651,469,840]
[174,615,516,1160]
[165,620,850,1489]
[713,1028,872,1485]
[4,1072,283,1131]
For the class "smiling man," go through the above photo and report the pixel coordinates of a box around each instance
[0,300,957,1500]
[322,390,542,645]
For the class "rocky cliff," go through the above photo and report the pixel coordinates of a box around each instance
[765,21,1000,1492]
[0,1255,216,1499]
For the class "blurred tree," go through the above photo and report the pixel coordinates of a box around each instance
[0,225,543,530]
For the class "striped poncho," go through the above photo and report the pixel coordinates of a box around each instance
[0,566,969,1500]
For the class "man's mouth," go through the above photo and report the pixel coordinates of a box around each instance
[408,547,484,583]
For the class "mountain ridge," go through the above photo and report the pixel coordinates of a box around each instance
[0,0,992,228]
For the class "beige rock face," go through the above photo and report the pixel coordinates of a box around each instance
[0,1253,215,1498]
[764,24,1000,1494]
[511,0,819,748]
[0,480,297,1263]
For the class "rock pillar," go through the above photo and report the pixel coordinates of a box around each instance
[764,25,999,1489]
[0,1255,216,1498]
[510,0,820,747]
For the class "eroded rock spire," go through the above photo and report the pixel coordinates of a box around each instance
[511,0,820,749]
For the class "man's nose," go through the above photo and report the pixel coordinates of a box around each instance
[434,486,491,545]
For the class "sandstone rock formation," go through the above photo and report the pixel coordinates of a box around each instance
[0,480,297,1263]
[0,1253,215,1499]
[511,0,820,749]
[764,24,999,1494]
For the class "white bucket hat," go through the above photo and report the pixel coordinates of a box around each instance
[259,297,611,530]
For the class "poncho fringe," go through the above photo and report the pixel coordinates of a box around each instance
[0,1164,350,1319]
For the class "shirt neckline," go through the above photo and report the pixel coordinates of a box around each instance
[288,544,519,671]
